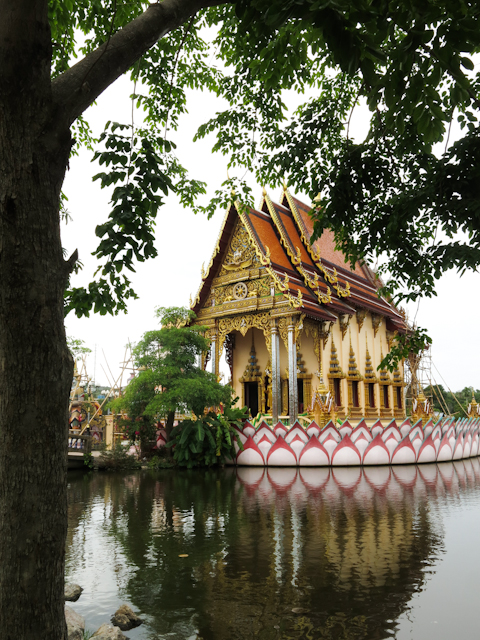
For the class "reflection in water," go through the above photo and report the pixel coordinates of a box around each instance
[66,460,480,639]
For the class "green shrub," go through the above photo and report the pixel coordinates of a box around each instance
[167,404,247,468]
[147,455,176,470]
[98,443,141,471]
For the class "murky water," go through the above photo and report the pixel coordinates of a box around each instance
[66,461,480,639]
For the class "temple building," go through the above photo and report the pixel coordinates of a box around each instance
[190,188,408,424]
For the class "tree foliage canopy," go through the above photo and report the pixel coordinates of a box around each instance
[425,384,480,417]
[113,307,232,438]
[57,0,480,317]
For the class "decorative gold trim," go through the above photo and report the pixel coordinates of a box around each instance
[372,313,383,337]
[356,308,367,332]
[339,314,351,340]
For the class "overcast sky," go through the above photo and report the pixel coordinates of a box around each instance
[62,73,480,395]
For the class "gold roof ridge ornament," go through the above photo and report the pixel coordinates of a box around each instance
[468,390,479,417]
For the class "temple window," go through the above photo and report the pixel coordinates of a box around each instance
[396,386,402,409]
[383,385,390,409]
[352,381,359,407]
[368,383,376,408]
[334,378,341,407]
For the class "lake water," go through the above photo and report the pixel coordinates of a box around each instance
[66,461,480,639]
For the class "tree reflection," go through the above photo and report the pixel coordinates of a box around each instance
[66,460,480,639]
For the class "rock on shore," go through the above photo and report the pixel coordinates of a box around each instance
[92,623,129,639]
[65,583,84,602]
[111,604,143,631]
[65,605,85,640]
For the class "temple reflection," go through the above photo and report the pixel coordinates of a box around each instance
[66,460,480,639]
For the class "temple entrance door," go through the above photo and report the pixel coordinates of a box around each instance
[245,382,259,417]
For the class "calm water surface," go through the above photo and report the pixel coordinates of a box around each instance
[66,462,480,639]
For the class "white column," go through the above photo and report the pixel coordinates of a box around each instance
[288,319,298,423]
[211,333,217,377]
[271,321,280,423]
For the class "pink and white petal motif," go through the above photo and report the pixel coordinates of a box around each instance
[322,433,340,459]
[452,435,465,460]
[447,427,456,449]
[463,433,472,459]
[242,421,256,438]
[354,418,369,432]
[232,425,247,446]
[300,466,330,491]
[409,423,423,442]
[273,422,289,439]
[371,420,384,438]
[306,421,321,438]
[423,418,434,437]
[353,432,370,458]
[384,433,401,458]
[267,437,297,466]
[399,419,412,438]
[381,422,402,443]
[236,435,265,466]
[285,423,309,444]
[256,420,271,432]
[257,434,274,459]
[362,433,390,466]
[298,435,330,467]
[331,434,362,467]
[289,434,307,461]
[319,424,341,444]
[351,424,372,445]
[254,424,276,444]
[383,418,398,431]
[339,421,353,438]
[391,435,417,465]
[470,432,479,458]
[416,433,437,464]
[436,433,453,462]
[431,425,442,446]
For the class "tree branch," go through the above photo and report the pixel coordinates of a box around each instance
[52,0,229,126]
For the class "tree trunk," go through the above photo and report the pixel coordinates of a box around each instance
[0,4,73,638]
[166,411,176,441]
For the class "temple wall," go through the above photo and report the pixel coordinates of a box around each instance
[298,333,317,380]
[231,328,270,405]
[225,311,404,418]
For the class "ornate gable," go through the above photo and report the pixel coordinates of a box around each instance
[219,221,260,276]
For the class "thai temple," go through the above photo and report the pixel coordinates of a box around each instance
[191,187,407,425]
[189,187,480,467]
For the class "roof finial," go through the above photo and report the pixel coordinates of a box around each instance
[262,186,267,196]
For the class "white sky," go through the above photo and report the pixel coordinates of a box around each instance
[62,74,480,394]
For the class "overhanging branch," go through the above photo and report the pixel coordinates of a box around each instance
[52,0,229,126]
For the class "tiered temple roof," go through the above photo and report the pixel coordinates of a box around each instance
[192,187,407,333]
